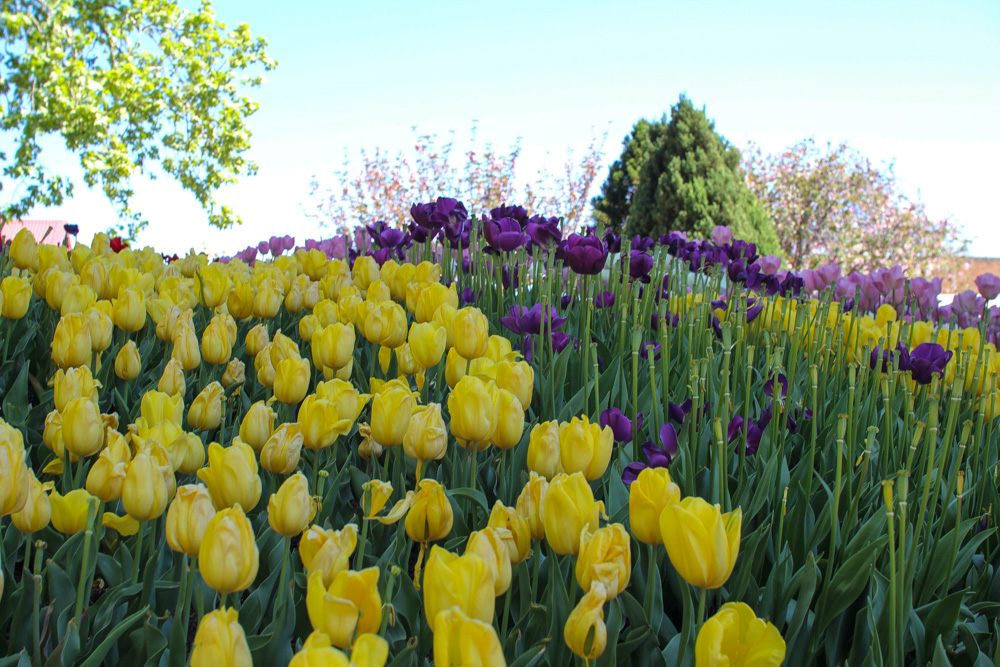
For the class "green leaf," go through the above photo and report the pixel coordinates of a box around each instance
[922,589,966,659]
[812,537,885,639]
[1,363,30,428]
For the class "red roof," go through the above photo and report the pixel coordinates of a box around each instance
[0,219,75,249]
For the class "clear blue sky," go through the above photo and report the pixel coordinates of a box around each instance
[26,0,1000,256]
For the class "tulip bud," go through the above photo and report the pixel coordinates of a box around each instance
[51,313,92,367]
[408,321,447,368]
[559,416,613,481]
[62,397,105,458]
[166,484,216,557]
[490,389,524,450]
[274,356,311,404]
[433,607,505,667]
[199,505,260,594]
[467,527,513,596]
[299,524,357,588]
[488,501,531,565]
[197,440,263,511]
[448,375,499,444]
[660,497,741,590]
[515,472,548,540]
[268,473,319,537]
[403,403,448,463]
[221,358,246,388]
[542,472,605,555]
[201,318,233,365]
[260,423,304,475]
[189,608,253,667]
[1,275,32,319]
[239,401,276,453]
[305,568,382,650]
[526,421,561,480]
[188,382,224,431]
[114,340,142,380]
[122,443,173,521]
[245,323,270,357]
[629,467,680,546]
[11,471,51,534]
[50,488,96,534]
[494,358,534,409]
[452,307,489,359]
[564,582,608,659]
[696,602,787,667]
[171,324,202,371]
[423,547,494,624]
[158,358,187,396]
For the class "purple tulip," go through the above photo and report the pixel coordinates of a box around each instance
[909,343,953,384]
[560,294,576,310]
[563,234,608,275]
[628,250,655,283]
[600,408,641,443]
[431,197,468,227]
[639,342,661,361]
[525,216,562,250]
[460,288,481,305]
[551,331,572,353]
[870,344,912,373]
[668,399,693,424]
[760,255,782,274]
[712,225,733,245]
[499,304,567,336]
[630,234,655,252]
[594,291,615,308]
[727,416,744,443]
[603,230,622,254]
[489,204,529,226]
[975,273,1000,301]
[763,373,788,399]
[786,407,813,435]
[623,423,681,483]
[366,222,410,251]
[483,217,529,252]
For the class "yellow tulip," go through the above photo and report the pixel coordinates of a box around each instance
[221,358,246,388]
[660,497,742,590]
[201,318,233,365]
[490,389,524,450]
[154,303,182,342]
[408,321,447,368]
[466,527,513,596]
[60,283,97,316]
[433,607,506,667]
[195,264,231,309]
[370,382,413,448]
[168,431,207,475]
[413,282,458,323]
[629,467,680,546]
[245,323,270,357]
[312,322,356,371]
[351,255,381,291]
[254,346,276,388]
[299,313,321,343]
[252,278,283,319]
[515,471,548,540]
[45,270,78,311]
[564,581,608,659]
[0,436,30,517]
[114,340,142,380]
[299,524,358,588]
[81,258,109,300]
[122,443,173,521]
[575,523,631,598]
[362,480,393,518]
[403,403,448,463]
[166,484,216,557]
[526,421,561,480]
[452,307,489,359]
[102,512,140,536]
[269,332,302,368]
[298,395,345,451]
[112,287,146,332]
[188,382,224,431]
[11,471,51,534]
[50,488,96,535]
[85,435,131,502]
[422,546,494,623]
[268,473,319,537]
[227,282,255,320]
[197,440,262,511]
[62,397,105,458]
[288,632,350,667]
[158,358,187,396]
[542,472,605,555]
[260,423,304,475]
[696,602,787,667]
[488,500,531,565]
[49,366,101,413]
[171,324,202,370]
[363,301,407,349]
[306,568,382,650]
[365,279,391,304]
[84,305,113,352]
[51,313,92,368]
[199,505,260,594]
[189,608,253,667]
[559,416,613,481]
[494,358,533,409]
[1,275,32,319]
[10,227,36,269]
[274,356,311,404]
[444,348,467,389]
[448,375,499,444]
[314,379,369,430]
[239,401,276,453]
[404,479,454,543]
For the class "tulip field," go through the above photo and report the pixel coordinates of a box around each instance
[0,200,999,667]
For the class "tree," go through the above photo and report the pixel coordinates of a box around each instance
[592,96,779,254]
[743,138,968,276]
[0,0,275,238]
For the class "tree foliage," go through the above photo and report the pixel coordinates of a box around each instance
[0,0,275,238]
[592,96,779,254]
[744,138,969,276]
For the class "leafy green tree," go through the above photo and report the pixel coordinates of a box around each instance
[0,0,275,238]
[593,97,779,254]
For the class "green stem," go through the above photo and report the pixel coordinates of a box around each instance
[696,587,707,630]
[275,538,291,611]
[130,520,145,587]
[74,502,97,622]
[32,540,44,667]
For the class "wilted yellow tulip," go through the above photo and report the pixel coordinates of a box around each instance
[166,484,216,557]
[158,358,187,396]
[11,471,51,534]
[171,324,202,371]
[488,501,531,565]
[189,608,253,667]
[114,340,142,380]
[629,467,680,546]
[112,287,146,332]
[195,264,231,308]
[1,275,32,319]
[559,416,613,481]
[370,382,412,448]
[403,403,447,465]
[199,505,260,594]
[221,358,246,388]
[306,568,382,650]
[542,472,605,555]
[423,547,494,623]
[197,440,262,511]
[260,423,304,475]
[51,313,92,367]
[448,375,499,444]
[467,527,513,596]
[494,358,534,409]
[85,435,131,502]
[490,389,524,450]
[575,523,631,598]
[274,356,311,404]
[362,480,393,518]
[433,607,506,667]
[564,581,608,659]
[10,227,36,269]
[299,524,358,588]
[50,488,96,535]
[660,497,742,590]
[408,321,447,368]
[201,318,233,365]
[526,421,561,480]
[404,479,454,543]
[696,602,787,667]
[452,307,489,359]
[245,323,270,357]
[62,397,105,458]
[268,473,319,537]
[239,401,276,453]
[0,434,29,517]
[188,382,224,431]
[515,472,548,540]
